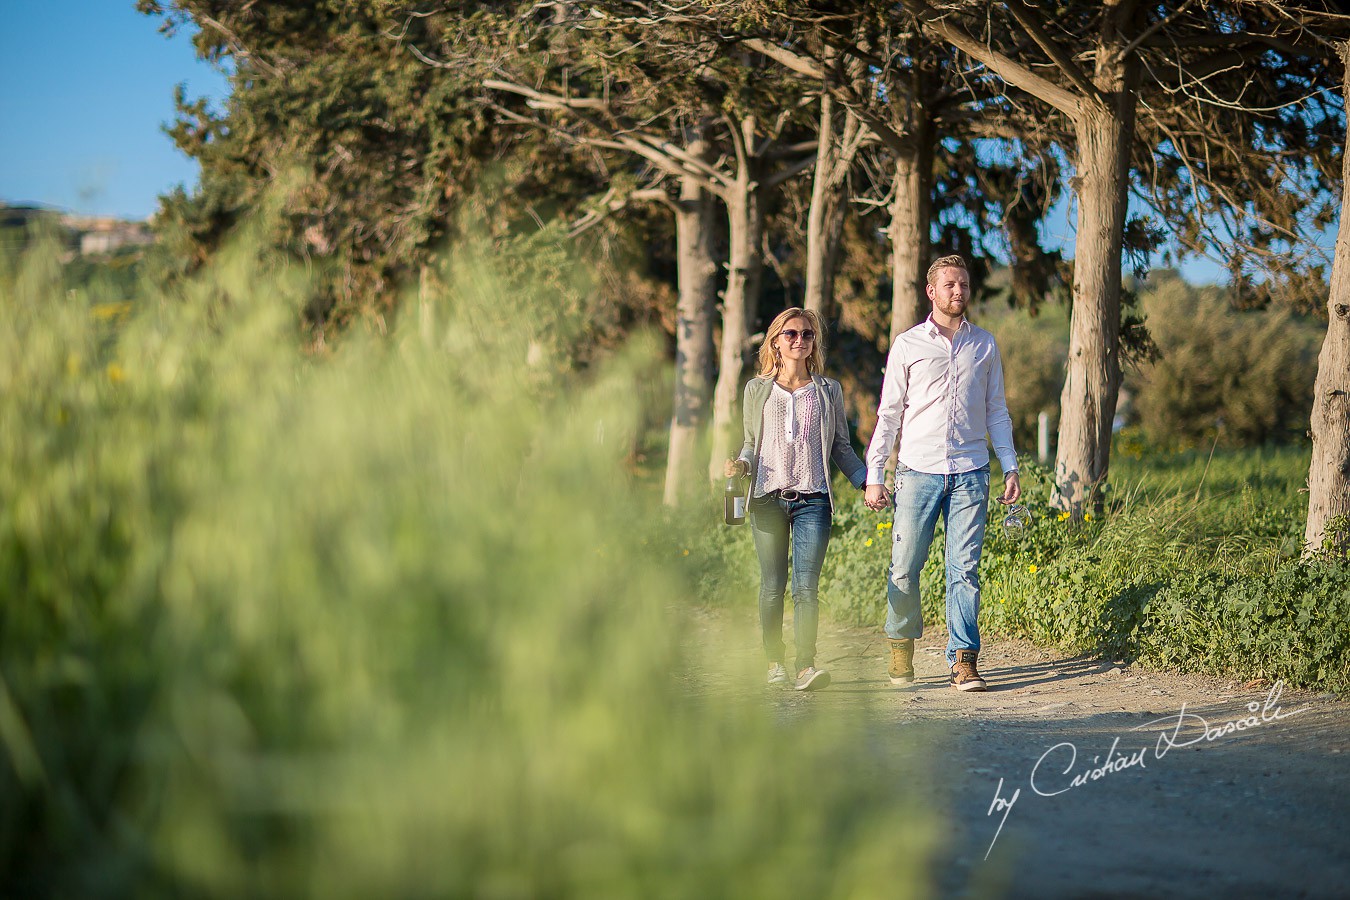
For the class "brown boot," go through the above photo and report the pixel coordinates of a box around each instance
[950,649,988,692]
[888,638,915,685]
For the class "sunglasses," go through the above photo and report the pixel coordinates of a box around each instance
[781,329,816,343]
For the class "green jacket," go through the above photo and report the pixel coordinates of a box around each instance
[737,374,867,514]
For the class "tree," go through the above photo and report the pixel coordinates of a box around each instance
[908,0,1348,514]
[1305,42,1350,555]
[665,126,721,506]
[804,88,868,317]
[138,1,507,334]
[735,5,1065,339]
[702,102,819,484]
[445,6,819,493]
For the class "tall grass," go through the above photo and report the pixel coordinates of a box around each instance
[0,232,939,897]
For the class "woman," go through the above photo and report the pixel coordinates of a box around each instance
[725,308,867,691]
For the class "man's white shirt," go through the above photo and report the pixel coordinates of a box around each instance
[865,315,1017,482]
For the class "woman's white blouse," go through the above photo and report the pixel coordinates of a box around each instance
[753,383,828,497]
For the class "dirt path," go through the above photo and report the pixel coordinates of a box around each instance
[691,609,1350,899]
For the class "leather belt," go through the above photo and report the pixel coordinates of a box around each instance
[771,489,826,502]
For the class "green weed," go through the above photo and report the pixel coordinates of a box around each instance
[0,233,939,897]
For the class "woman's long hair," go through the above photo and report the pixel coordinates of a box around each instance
[756,307,826,377]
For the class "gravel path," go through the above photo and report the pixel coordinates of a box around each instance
[691,609,1350,899]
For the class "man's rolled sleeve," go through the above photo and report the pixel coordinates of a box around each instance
[985,343,1018,475]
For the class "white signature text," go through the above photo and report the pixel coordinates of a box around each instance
[984,680,1308,860]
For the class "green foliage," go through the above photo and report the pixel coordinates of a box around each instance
[974,271,1325,452]
[0,235,938,895]
[1137,559,1350,689]
[1128,272,1322,448]
[141,2,546,328]
[975,301,1071,450]
[817,491,899,620]
[697,448,1348,693]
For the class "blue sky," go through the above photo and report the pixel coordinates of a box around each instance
[0,2,229,220]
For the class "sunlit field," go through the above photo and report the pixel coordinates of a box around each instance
[0,233,939,897]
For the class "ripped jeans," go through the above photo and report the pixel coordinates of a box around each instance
[884,463,990,667]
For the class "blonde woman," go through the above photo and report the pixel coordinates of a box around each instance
[725,308,867,691]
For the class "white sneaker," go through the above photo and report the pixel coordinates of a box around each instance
[767,662,789,685]
[794,666,831,691]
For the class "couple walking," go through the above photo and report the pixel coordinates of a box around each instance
[726,254,1021,693]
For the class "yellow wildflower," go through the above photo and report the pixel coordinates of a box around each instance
[865,538,874,547]
[681,549,689,557]
[106,363,126,384]
[91,301,132,321]
[1028,564,1038,574]
[1084,512,1094,522]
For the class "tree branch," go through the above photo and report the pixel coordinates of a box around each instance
[629,131,730,185]
[568,184,673,238]
[764,151,819,189]
[1003,0,1104,103]
[199,14,284,79]
[740,37,825,79]
[905,0,1085,119]
[724,111,752,182]
[483,76,731,190]
[484,100,725,197]
[482,78,612,112]
[1114,0,1196,61]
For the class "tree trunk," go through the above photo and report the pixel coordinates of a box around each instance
[664,141,720,506]
[1304,46,1350,554]
[708,170,766,485]
[889,125,933,341]
[1052,61,1137,515]
[804,95,858,317]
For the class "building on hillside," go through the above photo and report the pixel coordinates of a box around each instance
[64,215,155,255]
[0,203,157,256]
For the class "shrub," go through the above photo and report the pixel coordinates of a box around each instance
[1128,273,1321,448]
[971,271,1325,453]
[1137,557,1350,687]
[976,303,1070,452]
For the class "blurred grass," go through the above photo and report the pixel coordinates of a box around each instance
[0,230,941,897]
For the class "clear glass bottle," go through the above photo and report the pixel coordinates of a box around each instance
[723,474,748,525]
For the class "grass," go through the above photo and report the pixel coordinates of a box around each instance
[0,230,941,897]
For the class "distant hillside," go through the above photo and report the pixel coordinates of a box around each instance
[0,202,155,256]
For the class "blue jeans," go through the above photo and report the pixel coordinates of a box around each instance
[749,493,832,671]
[884,464,990,666]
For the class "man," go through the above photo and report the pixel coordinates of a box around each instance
[864,254,1020,692]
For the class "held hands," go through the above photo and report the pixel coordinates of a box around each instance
[724,458,749,478]
[864,473,1019,509]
